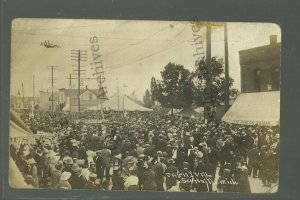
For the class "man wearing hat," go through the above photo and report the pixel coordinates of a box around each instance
[247,144,260,178]
[179,162,191,192]
[193,154,209,192]
[84,173,99,189]
[28,158,39,188]
[94,150,103,180]
[50,162,62,188]
[69,163,86,189]
[136,154,146,191]
[33,148,44,185]
[217,169,236,192]
[56,171,72,189]
[111,167,125,191]
[165,159,177,190]
[152,155,165,191]
[101,146,111,181]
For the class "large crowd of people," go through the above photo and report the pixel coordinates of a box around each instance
[10,110,279,192]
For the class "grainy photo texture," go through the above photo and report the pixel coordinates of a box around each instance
[9,19,280,193]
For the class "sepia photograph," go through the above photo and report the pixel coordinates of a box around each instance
[9,18,280,193]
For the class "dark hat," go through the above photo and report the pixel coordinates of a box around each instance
[183,162,190,168]
[167,159,175,164]
[63,157,73,165]
[89,173,97,179]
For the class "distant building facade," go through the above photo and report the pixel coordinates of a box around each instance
[239,35,280,93]
[59,87,101,112]
[10,91,39,111]
[39,91,59,111]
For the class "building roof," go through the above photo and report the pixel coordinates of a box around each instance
[59,88,98,96]
[239,43,281,65]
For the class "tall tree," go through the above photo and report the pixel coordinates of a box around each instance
[193,57,238,108]
[143,89,154,108]
[153,62,195,115]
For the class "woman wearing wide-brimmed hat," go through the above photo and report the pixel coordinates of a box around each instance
[50,162,63,188]
[28,158,39,188]
[56,171,72,189]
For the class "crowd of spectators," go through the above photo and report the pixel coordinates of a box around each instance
[10,111,279,192]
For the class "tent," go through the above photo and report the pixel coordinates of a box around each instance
[10,111,33,138]
[10,111,32,133]
[167,108,181,115]
[9,157,33,188]
[62,104,70,111]
[10,121,31,138]
[222,91,280,126]
[87,92,152,112]
[176,107,202,118]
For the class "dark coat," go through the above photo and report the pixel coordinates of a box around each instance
[165,165,177,189]
[179,168,191,192]
[192,161,208,192]
[111,173,125,190]
[69,173,85,189]
[235,168,251,193]
[84,181,99,189]
[143,169,157,191]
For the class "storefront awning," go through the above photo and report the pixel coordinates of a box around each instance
[222,91,280,126]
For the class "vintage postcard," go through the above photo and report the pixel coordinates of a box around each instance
[9,18,280,193]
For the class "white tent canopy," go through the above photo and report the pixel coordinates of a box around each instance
[87,92,152,112]
[10,121,31,138]
[9,157,33,188]
[62,104,70,111]
[222,91,280,126]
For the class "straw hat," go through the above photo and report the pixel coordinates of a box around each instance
[76,159,85,166]
[167,159,175,164]
[195,151,203,159]
[89,173,97,178]
[28,158,37,165]
[63,157,73,165]
[60,172,71,181]
[50,155,60,164]
[183,162,190,168]
[114,153,122,159]
[128,156,138,164]
[71,163,82,175]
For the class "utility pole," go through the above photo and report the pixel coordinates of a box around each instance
[47,66,58,112]
[224,23,230,112]
[206,25,212,61]
[33,75,35,107]
[71,50,87,112]
[51,66,54,112]
[117,77,119,111]
[205,24,212,123]
[69,74,72,113]
[22,82,25,108]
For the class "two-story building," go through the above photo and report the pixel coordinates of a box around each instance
[60,87,101,112]
[239,35,280,93]
[222,35,280,126]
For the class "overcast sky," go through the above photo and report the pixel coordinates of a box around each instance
[11,19,281,100]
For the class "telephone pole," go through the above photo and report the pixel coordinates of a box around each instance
[33,75,35,107]
[206,25,212,61]
[224,23,230,111]
[47,66,58,112]
[71,49,87,112]
[22,82,25,108]
[204,24,212,122]
[69,74,72,112]
[51,66,54,112]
